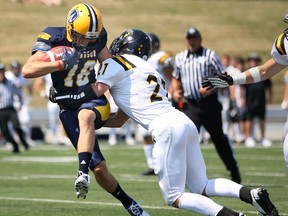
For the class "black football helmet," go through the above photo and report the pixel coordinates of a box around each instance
[148,33,160,53]
[109,29,152,60]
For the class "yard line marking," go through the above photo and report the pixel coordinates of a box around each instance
[1,156,77,163]
[246,171,286,177]
[0,173,158,183]
[0,196,175,211]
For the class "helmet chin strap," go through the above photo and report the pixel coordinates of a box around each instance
[71,31,87,51]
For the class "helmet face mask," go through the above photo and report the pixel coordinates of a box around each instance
[69,29,98,50]
[109,29,152,60]
[66,3,103,50]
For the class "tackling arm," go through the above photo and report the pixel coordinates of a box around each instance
[49,82,110,109]
[104,109,129,128]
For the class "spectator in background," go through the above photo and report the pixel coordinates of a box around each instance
[243,52,273,147]
[219,54,232,136]
[171,27,241,183]
[0,63,30,153]
[5,60,34,144]
[228,56,246,144]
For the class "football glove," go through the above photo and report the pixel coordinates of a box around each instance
[202,74,234,90]
[61,47,80,70]
[49,84,97,109]
[49,86,57,103]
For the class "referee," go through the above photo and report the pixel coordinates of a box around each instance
[0,63,30,153]
[171,27,241,183]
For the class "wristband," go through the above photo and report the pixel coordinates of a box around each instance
[249,67,261,82]
[232,73,246,85]
[57,60,62,71]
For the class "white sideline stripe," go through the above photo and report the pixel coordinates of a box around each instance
[0,196,174,211]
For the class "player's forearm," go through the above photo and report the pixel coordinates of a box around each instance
[104,113,127,128]
[233,58,286,85]
[22,61,60,78]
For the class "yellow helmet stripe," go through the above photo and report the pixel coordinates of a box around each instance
[275,33,286,55]
[113,56,136,71]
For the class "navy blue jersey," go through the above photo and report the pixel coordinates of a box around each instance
[31,26,108,93]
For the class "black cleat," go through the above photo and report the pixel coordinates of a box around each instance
[251,188,279,216]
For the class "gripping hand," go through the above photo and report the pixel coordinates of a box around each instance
[49,86,57,103]
[49,85,97,109]
[61,47,80,70]
[202,74,234,90]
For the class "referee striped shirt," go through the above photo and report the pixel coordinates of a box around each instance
[0,79,22,109]
[173,47,226,100]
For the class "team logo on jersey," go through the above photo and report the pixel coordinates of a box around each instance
[67,9,79,24]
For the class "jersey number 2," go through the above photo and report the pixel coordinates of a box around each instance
[146,74,166,102]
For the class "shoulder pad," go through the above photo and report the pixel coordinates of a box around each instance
[37,27,66,44]
[274,33,287,55]
[112,55,136,71]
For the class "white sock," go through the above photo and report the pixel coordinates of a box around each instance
[179,192,223,215]
[205,178,242,198]
[143,143,154,169]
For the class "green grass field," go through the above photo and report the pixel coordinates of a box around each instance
[0,140,287,215]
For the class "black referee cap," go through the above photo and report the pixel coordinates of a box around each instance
[186,27,201,39]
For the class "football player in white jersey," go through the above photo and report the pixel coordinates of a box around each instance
[139,32,174,175]
[203,14,288,174]
[51,29,278,216]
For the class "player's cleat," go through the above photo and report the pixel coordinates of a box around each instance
[126,201,150,216]
[74,171,90,199]
[250,188,279,216]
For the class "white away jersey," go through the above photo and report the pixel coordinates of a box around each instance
[147,51,173,89]
[96,54,174,129]
[271,32,288,65]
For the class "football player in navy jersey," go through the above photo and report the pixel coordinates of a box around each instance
[22,3,150,216]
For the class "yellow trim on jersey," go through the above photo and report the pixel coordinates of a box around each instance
[95,101,110,121]
[159,52,172,65]
[275,33,286,55]
[38,32,51,40]
[113,56,135,71]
